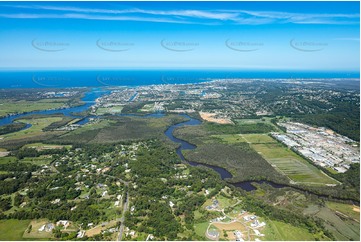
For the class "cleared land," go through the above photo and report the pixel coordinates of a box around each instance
[22,219,53,239]
[212,221,246,231]
[251,143,338,185]
[20,155,53,166]
[175,125,289,184]
[326,202,360,221]
[85,220,117,237]
[95,106,123,115]
[23,143,71,151]
[213,134,276,144]
[263,219,315,241]
[315,207,360,241]
[0,219,30,240]
[0,117,63,141]
[194,222,209,238]
[0,99,69,117]
[214,133,337,185]
[200,112,233,124]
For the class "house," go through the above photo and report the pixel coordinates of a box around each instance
[251,220,266,228]
[56,220,69,228]
[87,223,94,227]
[146,234,154,241]
[114,201,120,206]
[169,201,175,208]
[45,223,55,232]
[38,225,45,232]
[77,230,85,238]
[234,230,243,240]
[251,220,259,227]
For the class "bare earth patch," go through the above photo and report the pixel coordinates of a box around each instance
[353,206,360,213]
[85,220,117,237]
[213,221,246,231]
[199,112,233,124]
[0,152,9,157]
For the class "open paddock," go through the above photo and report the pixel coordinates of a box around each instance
[251,143,338,185]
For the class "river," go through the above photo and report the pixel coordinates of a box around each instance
[164,117,360,204]
[163,114,287,191]
[0,89,357,200]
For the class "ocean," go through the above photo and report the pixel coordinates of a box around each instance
[0,70,359,89]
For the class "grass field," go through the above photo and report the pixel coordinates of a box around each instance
[251,143,338,185]
[0,117,63,141]
[139,103,155,112]
[209,132,336,185]
[21,155,53,166]
[213,134,277,144]
[0,156,17,164]
[95,106,123,115]
[326,202,360,221]
[0,99,69,117]
[22,219,53,239]
[315,207,360,241]
[263,219,315,241]
[23,143,71,151]
[0,219,30,240]
[212,222,246,232]
[194,222,209,238]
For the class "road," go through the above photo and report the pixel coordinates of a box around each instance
[117,191,129,241]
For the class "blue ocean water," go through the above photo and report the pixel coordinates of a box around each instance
[0,70,359,88]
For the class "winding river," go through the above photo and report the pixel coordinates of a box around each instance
[164,114,233,180]
[0,88,108,127]
[1,89,358,200]
[0,88,284,192]
[163,114,289,191]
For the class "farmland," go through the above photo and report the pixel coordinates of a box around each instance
[0,219,30,240]
[250,143,338,185]
[0,99,70,117]
[0,117,63,141]
[262,220,315,241]
[326,201,360,221]
[95,106,123,115]
[212,132,338,185]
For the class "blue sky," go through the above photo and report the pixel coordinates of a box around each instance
[0,1,359,71]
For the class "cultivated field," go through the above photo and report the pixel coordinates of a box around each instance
[251,143,338,185]
[213,134,277,144]
[263,220,315,241]
[315,207,360,241]
[326,202,360,221]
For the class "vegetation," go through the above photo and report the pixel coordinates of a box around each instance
[204,122,276,134]
[53,115,187,144]
[0,219,30,240]
[0,123,27,135]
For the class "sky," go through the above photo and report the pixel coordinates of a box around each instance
[0,1,359,71]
